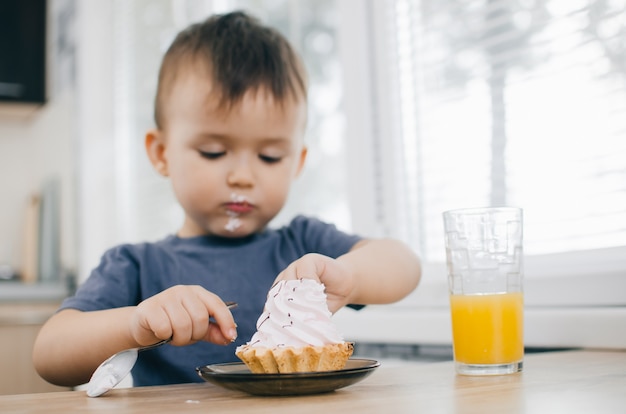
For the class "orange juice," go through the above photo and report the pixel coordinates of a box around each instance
[450,292,523,365]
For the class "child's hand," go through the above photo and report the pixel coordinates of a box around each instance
[129,285,237,347]
[274,253,356,313]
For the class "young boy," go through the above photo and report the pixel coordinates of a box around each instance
[33,11,421,387]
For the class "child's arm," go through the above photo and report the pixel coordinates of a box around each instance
[33,285,237,387]
[338,239,421,306]
[275,238,421,313]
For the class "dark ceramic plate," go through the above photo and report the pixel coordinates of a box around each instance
[196,358,380,396]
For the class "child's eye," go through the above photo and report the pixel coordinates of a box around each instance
[259,154,282,164]
[199,151,226,160]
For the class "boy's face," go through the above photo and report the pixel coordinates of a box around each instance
[146,71,308,238]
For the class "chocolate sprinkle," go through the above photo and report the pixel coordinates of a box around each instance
[257,314,270,329]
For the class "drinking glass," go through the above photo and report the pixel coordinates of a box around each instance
[443,207,524,375]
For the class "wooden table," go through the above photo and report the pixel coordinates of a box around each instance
[1,350,624,413]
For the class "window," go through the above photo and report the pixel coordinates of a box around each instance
[335,0,626,348]
[391,0,626,261]
[348,0,626,279]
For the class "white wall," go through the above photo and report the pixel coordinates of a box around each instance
[0,99,76,280]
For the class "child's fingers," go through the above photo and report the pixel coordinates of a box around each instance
[209,306,238,344]
[203,323,235,345]
[274,254,323,285]
[164,302,199,345]
[134,285,235,347]
[179,295,211,342]
[195,289,238,344]
[132,297,171,339]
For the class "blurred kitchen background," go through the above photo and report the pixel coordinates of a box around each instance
[0,0,625,394]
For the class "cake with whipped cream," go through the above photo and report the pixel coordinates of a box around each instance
[236,279,354,373]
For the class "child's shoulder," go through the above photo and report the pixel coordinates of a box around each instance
[281,215,345,235]
[282,214,328,230]
[279,215,362,251]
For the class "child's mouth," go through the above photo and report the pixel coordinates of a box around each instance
[225,202,253,214]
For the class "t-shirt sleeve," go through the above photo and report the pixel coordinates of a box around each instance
[59,244,141,312]
[288,216,365,310]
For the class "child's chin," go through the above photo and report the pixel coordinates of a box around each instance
[214,221,256,238]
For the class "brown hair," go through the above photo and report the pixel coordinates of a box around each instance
[154,11,307,129]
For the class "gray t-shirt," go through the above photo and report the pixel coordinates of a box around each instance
[60,215,362,386]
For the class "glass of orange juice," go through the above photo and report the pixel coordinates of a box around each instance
[443,207,524,375]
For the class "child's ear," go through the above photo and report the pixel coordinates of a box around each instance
[294,146,308,177]
[145,129,169,176]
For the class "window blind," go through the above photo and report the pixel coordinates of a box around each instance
[330,0,626,347]
[382,0,626,263]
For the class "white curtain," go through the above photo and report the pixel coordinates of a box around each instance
[334,0,625,348]
[369,0,626,269]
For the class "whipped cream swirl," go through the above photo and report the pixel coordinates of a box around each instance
[245,279,345,348]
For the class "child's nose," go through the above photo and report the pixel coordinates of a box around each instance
[227,158,254,187]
